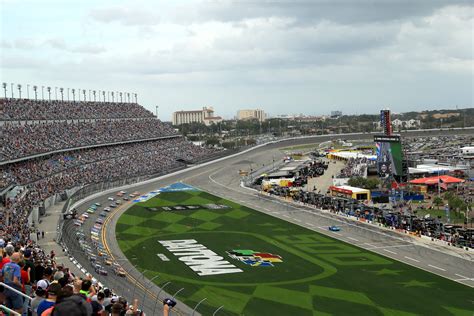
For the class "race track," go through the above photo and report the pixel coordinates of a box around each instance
[63,129,474,315]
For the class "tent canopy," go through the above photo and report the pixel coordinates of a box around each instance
[409,175,465,185]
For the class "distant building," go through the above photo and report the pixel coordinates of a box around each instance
[331,110,342,118]
[172,106,222,126]
[237,109,265,122]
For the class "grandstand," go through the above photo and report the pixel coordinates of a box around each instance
[0,94,221,314]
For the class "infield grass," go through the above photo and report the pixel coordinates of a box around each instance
[116,185,473,316]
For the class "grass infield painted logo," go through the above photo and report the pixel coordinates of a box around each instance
[227,250,283,267]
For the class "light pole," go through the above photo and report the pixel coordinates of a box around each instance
[27,84,30,99]
[72,89,75,102]
[2,83,6,98]
[88,89,91,101]
[127,92,130,103]
[17,84,22,99]
[67,88,70,101]
[155,106,158,118]
[55,87,57,100]
[134,93,137,103]
[120,92,123,103]
[93,90,96,101]
[41,86,44,100]
[47,87,51,101]
[33,85,38,100]
[83,89,86,102]
[10,83,14,98]
[60,88,64,101]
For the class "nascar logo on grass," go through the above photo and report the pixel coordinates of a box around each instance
[227,250,283,267]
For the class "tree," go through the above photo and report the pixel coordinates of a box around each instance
[433,196,443,206]
[205,138,220,147]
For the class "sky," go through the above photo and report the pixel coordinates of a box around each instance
[1,0,473,120]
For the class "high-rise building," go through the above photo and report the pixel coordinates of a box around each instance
[172,107,222,126]
[237,109,265,122]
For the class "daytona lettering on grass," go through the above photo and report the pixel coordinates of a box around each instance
[159,239,243,276]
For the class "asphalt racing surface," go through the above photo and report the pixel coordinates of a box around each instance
[63,129,474,315]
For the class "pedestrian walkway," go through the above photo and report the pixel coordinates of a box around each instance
[36,201,85,277]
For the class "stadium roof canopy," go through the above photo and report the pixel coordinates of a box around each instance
[409,175,465,185]
[328,151,376,161]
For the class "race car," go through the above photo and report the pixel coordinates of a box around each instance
[114,267,126,277]
[328,225,341,232]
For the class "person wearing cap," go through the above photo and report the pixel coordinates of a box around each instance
[90,291,105,316]
[30,288,46,316]
[104,295,119,314]
[23,249,36,294]
[37,267,53,291]
[0,252,24,314]
[36,283,61,316]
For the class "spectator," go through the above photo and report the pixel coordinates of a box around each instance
[90,291,105,315]
[36,282,61,316]
[37,267,53,291]
[30,288,46,316]
[0,252,23,314]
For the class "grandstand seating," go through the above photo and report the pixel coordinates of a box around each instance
[0,98,154,120]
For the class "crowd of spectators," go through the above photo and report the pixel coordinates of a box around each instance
[335,157,370,179]
[0,96,221,315]
[2,138,217,188]
[1,137,220,231]
[1,119,178,161]
[0,99,154,121]
[0,239,154,315]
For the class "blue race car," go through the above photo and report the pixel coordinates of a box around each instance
[328,225,341,232]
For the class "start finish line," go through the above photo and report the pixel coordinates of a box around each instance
[159,239,243,276]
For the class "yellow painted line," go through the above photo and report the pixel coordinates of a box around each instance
[101,201,185,315]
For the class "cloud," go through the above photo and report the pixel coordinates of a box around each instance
[4,37,106,55]
[174,0,473,26]
[89,5,160,26]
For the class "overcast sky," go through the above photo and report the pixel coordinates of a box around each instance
[1,0,473,120]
